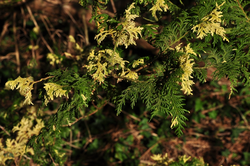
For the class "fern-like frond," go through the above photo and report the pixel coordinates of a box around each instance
[5,76,34,105]
[44,83,68,106]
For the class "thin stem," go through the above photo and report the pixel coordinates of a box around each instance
[110,0,117,14]
[163,31,189,54]
[236,0,250,22]
[33,76,54,84]
[0,125,10,136]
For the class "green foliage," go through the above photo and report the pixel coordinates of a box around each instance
[242,152,250,165]
[2,0,250,165]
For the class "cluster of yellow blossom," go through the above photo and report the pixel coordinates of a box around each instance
[175,43,198,95]
[138,0,169,21]
[47,53,63,66]
[5,76,34,105]
[151,152,208,165]
[5,77,69,106]
[192,2,229,42]
[44,83,68,106]
[68,35,83,52]
[86,49,144,84]
[149,0,169,20]
[151,153,191,165]
[95,3,143,48]
[0,113,44,165]
[87,3,148,84]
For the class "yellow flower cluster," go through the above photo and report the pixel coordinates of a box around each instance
[151,153,173,165]
[120,70,139,81]
[192,2,229,42]
[151,153,191,165]
[5,76,34,105]
[44,83,68,106]
[176,43,198,95]
[5,77,69,106]
[95,3,143,48]
[132,58,144,68]
[86,49,143,84]
[47,53,63,66]
[0,114,44,165]
[68,35,83,52]
[149,0,169,20]
[170,116,178,129]
[151,152,207,166]
[87,49,122,83]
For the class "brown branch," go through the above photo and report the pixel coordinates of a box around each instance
[41,34,54,54]
[139,138,164,160]
[63,141,81,149]
[201,104,224,114]
[84,119,92,143]
[0,20,10,43]
[49,153,58,166]
[26,5,39,28]
[40,15,55,43]
[135,63,150,73]
[13,12,20,74]
[61,101,107,127]
[236,0,250,22]
[0,52,16,61]
[26,4,54,54]
[110,0,117,14]
[33,76,54,84]
[82,14,89,45]
[97,95,141,121]
[0,125,10,136]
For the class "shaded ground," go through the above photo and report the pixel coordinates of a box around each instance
[0,0,250,166]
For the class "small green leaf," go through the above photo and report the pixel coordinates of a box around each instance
[208,110,218,119]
